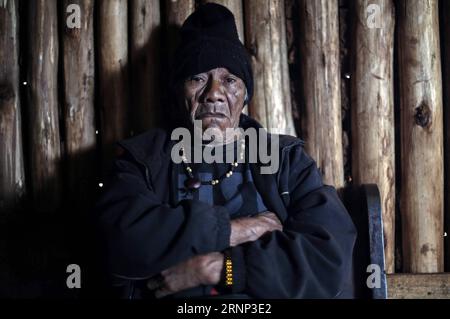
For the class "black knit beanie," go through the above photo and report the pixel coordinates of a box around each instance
[171,3,253,104]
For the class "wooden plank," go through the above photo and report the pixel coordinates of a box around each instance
[244,0,296,136]
[61,0,96,208]
[398,0,444,273]
[130,0,161,133]
[0,0,26,217]
[26,0,62,212]
[98,0,129,172]
[298,0,343,188]
[442,0,450,272]
[387,273,450,299]
[351,0,396,273]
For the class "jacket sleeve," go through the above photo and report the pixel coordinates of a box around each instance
[227,144,357,298]
[93,149,231,280]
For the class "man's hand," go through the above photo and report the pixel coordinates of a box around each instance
[230,211,283,247]
[147,212,282,298]
[147,252,224,298]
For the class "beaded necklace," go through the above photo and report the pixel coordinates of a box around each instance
[180,138,246,191]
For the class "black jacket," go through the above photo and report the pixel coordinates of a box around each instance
[94,115,357,299]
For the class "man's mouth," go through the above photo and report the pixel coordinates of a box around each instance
[196,112,227,119]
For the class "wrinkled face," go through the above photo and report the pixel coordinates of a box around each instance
[182,67,246,137]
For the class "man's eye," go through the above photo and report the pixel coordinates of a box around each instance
[226,77,236,84]
[191,76,204,82]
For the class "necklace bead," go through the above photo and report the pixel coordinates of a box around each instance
[185,177,201,190]
[180,140,245,189]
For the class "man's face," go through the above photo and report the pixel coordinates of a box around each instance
[183,67,246,136]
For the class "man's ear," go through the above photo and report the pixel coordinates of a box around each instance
[243,89,249,105]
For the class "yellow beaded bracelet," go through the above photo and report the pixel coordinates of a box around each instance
[225,255,233,286]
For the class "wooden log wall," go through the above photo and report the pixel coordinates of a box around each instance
[1,0,450,292]
[398,0,444,273]
[26,0,62,213]
[130,0,161,134]
[98,0,129,172]
[443,0,450,272]
[298,0,344,189]
[0,0,26,219]
[245,0,296,136]
[351,0,396,273]
[61,0,96,209]
[165,0,195,63]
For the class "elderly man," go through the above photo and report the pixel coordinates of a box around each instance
[94,3,356,299]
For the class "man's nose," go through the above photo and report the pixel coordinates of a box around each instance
[202,79,225,103]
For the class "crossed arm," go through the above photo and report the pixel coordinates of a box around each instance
[147,212,283,298]
[95,145,356,299]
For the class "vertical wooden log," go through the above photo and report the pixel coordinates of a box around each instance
[298,0,344,188]
[61,0,96,207]
[166,0,195,27]
[441,0,450,271]
[130,0,161,133]
[98,0,129,171]
[203,0,245,42]
[398,0,444,273]
[162,0,195,126]
[26,0,62,212]
[337,0,353,187]
[0,0,26,217]
[165,0,195,60]
[244,0,296,136]
[352,0,396,273]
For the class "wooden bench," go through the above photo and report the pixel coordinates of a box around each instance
[343,184,388,299]
[343,184,450,299]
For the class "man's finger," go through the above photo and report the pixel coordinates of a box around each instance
[147,274,165,290]
[161,268,173,276]
[146,280,159,290]
[155,286,172,299]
